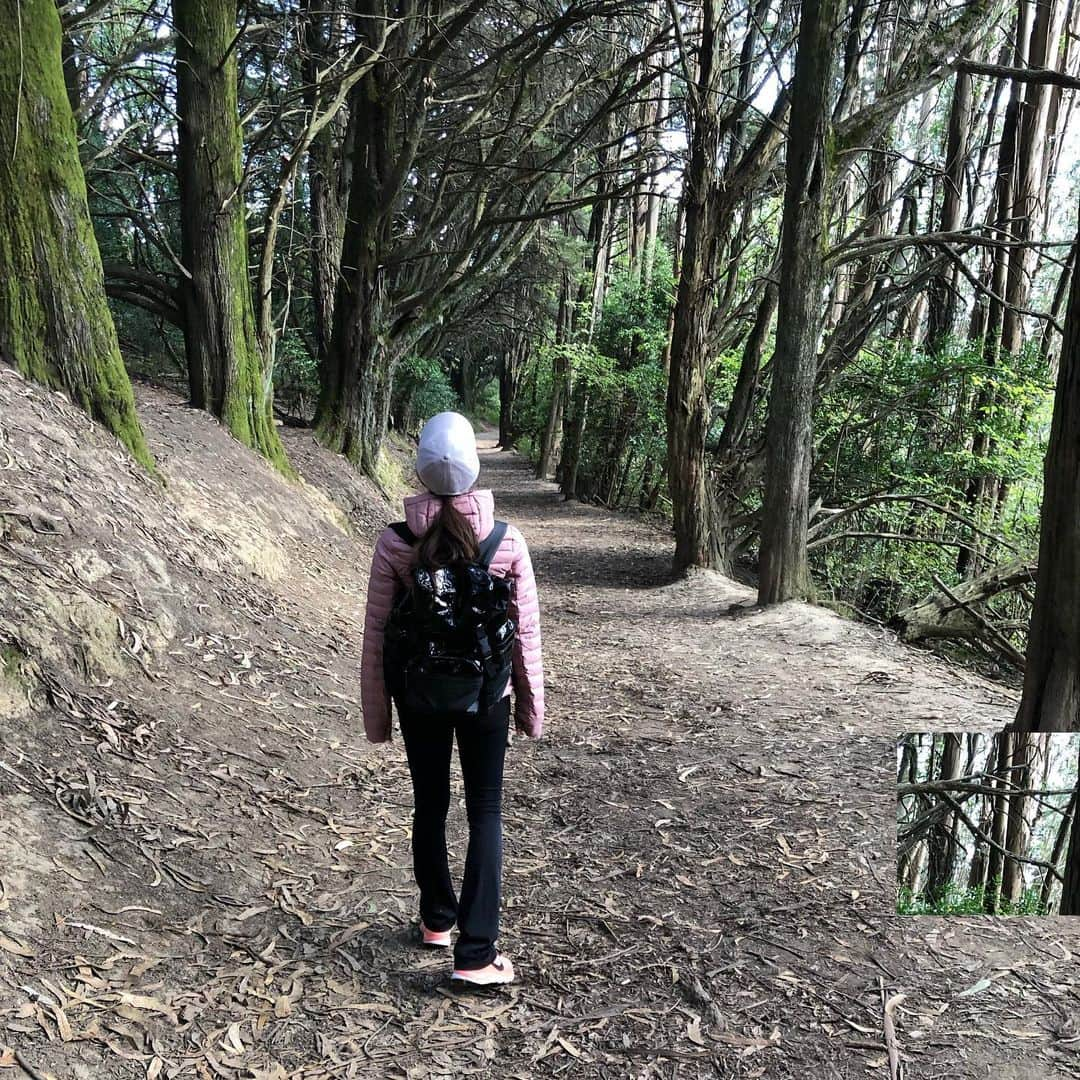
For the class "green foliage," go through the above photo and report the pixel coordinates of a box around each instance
[273,332,320,420]
[897,882,1049,916]
[471,378,501,428]
[1,644,25,683]
[392,354,461,436]
[514,253,676,503]
[810,337,1051,621]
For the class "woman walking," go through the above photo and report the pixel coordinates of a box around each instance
[361,412,544,985]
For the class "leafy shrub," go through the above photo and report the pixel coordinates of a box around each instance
[897,882,1049,916]
[392,354,460,436]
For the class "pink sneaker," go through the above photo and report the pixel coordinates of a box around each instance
[451,954,515,986]
[420,921,452,948]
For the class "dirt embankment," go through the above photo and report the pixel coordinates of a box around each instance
[0,367,402,1077]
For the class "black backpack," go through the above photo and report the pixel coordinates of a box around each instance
[383,521,517,715]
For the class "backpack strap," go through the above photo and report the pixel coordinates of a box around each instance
[389,522,417,545]
[476,521,508,570]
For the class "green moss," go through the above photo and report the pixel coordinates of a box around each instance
[0,0,155,475]
[1,645,24,682]
[173,0,292,479]
[372,447,409,500]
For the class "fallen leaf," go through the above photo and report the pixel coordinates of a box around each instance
[0,933,35,958]
[956,977,993,999]
[687,1016,706,1046]
[556,1036,581,1058]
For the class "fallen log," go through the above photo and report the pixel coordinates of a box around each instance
[891,558,1037,657]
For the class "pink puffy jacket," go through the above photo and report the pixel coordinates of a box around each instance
[360,489,544,742]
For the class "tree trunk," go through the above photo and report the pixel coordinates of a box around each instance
[1000,732,1043,904]
[304,0,350,384]
[665,0,725,572]
[924,734,963,905]
[958,27,1028,575]
[536,374,566,481]
[1039,787,1074,911]
[717,280,778,456]
[983,731,1014,912]
[317,245,394,473]
[757,0,838,605]
[1015,184,1080,732]
[1001,0,1065,355]
[561,385,589,501]
[1060,755,1080,914]
[926,71,972,353]
[0,0,152,471]
[537,268,572,480]
[315,3,405,476]
[498,334,526,448]
[173,0,289,472]
[967,800,994,892]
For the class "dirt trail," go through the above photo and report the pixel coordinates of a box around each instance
[470,436,1079,1080]
[0,383,1077,1079]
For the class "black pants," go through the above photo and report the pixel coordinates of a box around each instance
[398,696,510,970]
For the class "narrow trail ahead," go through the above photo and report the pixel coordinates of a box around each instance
[0,379,1077,1080]
[457,436,1079,1080]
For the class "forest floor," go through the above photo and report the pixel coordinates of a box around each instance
[0,365,1078,1080]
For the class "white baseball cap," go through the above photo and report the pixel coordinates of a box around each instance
[416,412,480,496]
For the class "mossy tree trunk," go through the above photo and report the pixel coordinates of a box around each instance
[757,0,839,605]
[315,6,400,477]
[173,0,289,473]
[316,189,395,473]
[0,0,153,471]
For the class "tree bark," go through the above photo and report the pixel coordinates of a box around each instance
[537,270,573,480]
[757,0,838,605]
[315,18,397,475]
[1001,0,1066,355]
[1014,185,1080,730]
[983,731,1014,912]
[1060,753,1080,914]
[958,15,1029,574]
[498,333,527,449]
[315,0,425,475]
[304,0,350,383]
[1000,732,1044,904]
[894,558,1037,645]
[924,734,963,905]
[0,0,152,471]
[926,71,972,353]
[1039,786,1074,911]
[665,0,725,572]
[173,0,289,472]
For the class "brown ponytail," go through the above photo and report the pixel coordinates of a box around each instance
[416,497,479,569]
